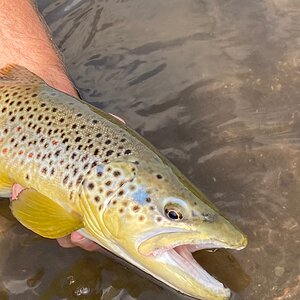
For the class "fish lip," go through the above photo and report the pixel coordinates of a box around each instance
[138,230,248,257]
[146,239,246,257]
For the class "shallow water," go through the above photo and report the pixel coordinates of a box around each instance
[1,0,300,299]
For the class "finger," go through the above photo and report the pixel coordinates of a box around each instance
[70,231,104,252]
[56,233,103,252]
[109,113,125,124]
[57,235,76,248]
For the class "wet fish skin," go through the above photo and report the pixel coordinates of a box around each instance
[0,65,247,300]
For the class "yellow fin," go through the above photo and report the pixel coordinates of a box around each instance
[0,173,13,198]
[10,188,83,238]
[0,64,44,84]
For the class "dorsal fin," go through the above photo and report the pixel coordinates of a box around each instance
[0,64,44,84]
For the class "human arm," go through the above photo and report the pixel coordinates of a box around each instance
[0,0,101,251]
[0,0,77,96]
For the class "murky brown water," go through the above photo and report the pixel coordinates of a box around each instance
[1,0,300,299]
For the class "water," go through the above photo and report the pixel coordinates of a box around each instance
[1,0,300,299]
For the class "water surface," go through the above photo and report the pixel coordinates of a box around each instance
[1,0,300,299]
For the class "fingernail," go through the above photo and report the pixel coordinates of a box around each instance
[71,231,85,242]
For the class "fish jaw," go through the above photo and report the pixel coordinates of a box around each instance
[137,218,247,257]
[80,227,235,300]
[148,244,232,300]
[128,223,247,300]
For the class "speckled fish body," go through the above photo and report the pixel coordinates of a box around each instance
[0,65,247,300]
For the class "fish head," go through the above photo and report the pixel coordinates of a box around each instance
[79,159,247,300]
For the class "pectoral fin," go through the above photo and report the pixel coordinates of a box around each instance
[10,188,83,238]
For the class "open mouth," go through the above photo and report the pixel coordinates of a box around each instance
[138,230,247,298]
[168,244,229,295]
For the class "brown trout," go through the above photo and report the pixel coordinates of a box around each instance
[0,65,247,300]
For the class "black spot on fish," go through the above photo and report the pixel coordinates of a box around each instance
[88,182,95,190]
[106,150,114,156]
[41,167,47,174]
[113,171,120,177]
[76,175,83,186]
[91,161,98,168]
[54,150,61,157]
[132,205,140,212]
[63,175,69,184]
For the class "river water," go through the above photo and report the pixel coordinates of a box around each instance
[0,0,299,299]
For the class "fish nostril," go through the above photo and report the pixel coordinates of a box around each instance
[201,212,217,223]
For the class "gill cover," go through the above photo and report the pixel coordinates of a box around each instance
[79,161,137,239]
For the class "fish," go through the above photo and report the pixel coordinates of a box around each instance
[0,64,247,300]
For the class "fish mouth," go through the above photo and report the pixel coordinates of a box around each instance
[165,243,230,296]
[137,231,247,299]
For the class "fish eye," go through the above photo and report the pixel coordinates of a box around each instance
[164,205,183,220]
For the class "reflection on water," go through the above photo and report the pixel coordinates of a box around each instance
[1,0,300,299]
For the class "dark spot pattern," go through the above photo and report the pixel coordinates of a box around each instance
[0,79,141,211]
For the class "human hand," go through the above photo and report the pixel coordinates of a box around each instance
[57,231,103,252]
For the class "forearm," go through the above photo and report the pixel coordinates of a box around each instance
[0,0,102,251]
[0,0,77,96]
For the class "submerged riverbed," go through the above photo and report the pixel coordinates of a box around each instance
[1,0,300,299]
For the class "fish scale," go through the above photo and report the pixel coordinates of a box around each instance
[0,65,247,300]
[0,65,149,207]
